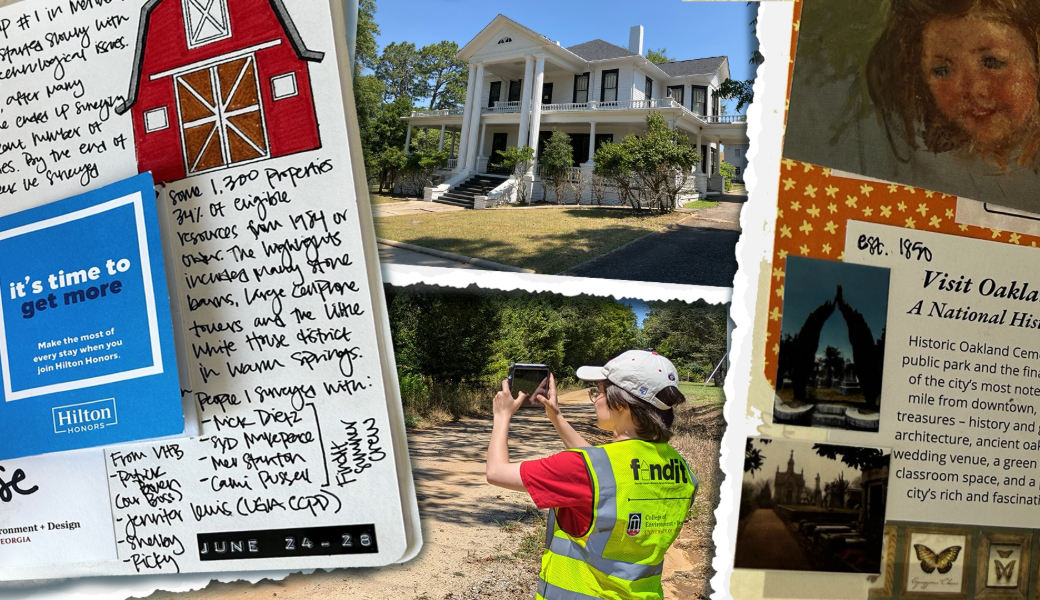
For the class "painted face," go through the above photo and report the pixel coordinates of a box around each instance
[921,12,1040,153]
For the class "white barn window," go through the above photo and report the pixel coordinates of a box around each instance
[271,73,298,100]
[144,107,169,133]
[182,0,232,49]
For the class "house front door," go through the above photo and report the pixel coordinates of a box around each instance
[541,82,553,105]
[571,133,589,166]
[489,133,508,165]
[175,55,269,174]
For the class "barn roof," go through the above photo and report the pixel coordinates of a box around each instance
[115,0,325,115]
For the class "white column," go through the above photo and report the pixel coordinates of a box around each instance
[528,55,546,168]
[438,124,445,151]
[478,123,487,158]
[711,140,718,174]
[587,121,596,163]
[697,131,703,173]
[464,64,486,171]
[456,64,478,171]
[404,124,412,155]
[517,57,535,147]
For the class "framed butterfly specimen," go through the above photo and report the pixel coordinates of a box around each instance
[902,526,971,599]
[976,531,1030,599]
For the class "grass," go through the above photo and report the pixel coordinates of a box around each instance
[683,200,719,210]
[374,207,688,274]
[369,192,413,204]
[400,380,585,429]
[677,382,726,407]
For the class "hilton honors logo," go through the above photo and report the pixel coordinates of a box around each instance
[53,398,117,433]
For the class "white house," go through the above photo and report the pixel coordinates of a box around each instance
[726,144,749,182]
[402,15,751,207]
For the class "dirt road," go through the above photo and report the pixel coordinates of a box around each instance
[144,390,718,600]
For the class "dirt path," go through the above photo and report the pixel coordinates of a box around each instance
[733,509,813,571]
[142,390,714,600]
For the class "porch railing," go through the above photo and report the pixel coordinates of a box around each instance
[445,158,458,170]
[482,101,522,114]
[409,108,465,117]
[703,114,748,124]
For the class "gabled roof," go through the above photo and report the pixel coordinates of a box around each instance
[115,0,324,115]
[656,56,728,78]
[457,14,587,70]
[566,39,637,62]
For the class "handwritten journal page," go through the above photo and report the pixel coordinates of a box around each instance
[0,0,418,578]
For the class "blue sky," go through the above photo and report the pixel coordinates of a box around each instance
[779,257,890,361]
[618,298,650,326]
[369,0,760,112]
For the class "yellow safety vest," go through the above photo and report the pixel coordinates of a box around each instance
[536,439,698,600]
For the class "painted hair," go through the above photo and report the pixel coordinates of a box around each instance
[866,0,1040,159]
[604,383,686,443]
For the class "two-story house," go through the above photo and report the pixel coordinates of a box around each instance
[401,15,750,207]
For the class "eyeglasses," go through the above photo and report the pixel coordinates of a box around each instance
[588,386,605,403]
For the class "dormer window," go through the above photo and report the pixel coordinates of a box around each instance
[498,37,512,44]
[182,0,232,49]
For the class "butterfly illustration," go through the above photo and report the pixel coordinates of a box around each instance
[914,544,962,574]
[995,560,1016,582]
[997,549,1014,559]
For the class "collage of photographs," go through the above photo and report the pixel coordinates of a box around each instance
[1,0,1040,599]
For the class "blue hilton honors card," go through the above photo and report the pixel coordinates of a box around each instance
[0,173,184,459]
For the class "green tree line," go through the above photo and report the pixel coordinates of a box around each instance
[386,285,729,387]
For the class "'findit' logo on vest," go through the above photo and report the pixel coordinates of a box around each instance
[630,458,689,484]
[626,512,642,536]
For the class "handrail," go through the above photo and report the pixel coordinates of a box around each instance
[409,108,465,117]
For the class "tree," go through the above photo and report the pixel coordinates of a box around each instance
[540,130,574,204]
[497,145,535,205]
[362,94,413,190]
[374,147,407,193]
[744,437,772,475]
[402,148,449,197]
[620,112,700,211]
[716,2,765,112]
[589,173,610,206]
[645,47,674,64]
[592,140,636,208]
[719,161,737,191]
[376,41,422,103]
[354,0,380,74]
[388,290,501,383]
[813,444,889,471]
[570,168,591,205]
[823,345,844,386]
[418,41,468,110]
[643,300,728,384]
[717,78,755,112]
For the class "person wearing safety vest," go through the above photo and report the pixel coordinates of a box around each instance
[486,349,698,600]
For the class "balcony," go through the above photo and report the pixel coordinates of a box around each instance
[409,108,465,117]
[703,115,747,124]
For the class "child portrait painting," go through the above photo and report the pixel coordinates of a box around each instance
[784,0,1040,212]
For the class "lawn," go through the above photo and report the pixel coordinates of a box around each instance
[678,382,726,407]
[683,200,719,210]
[373,207,689,273]
[368,192,413,205]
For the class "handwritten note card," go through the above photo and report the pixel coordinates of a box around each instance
[0,0,415,579]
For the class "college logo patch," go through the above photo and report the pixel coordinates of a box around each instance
[626,513,642,536]
[638,386,649,395]
[668,373,676,381]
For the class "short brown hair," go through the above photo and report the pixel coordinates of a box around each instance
[866,0,1040,159]
[604,383,686,443]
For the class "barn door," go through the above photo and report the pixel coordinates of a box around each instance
[175,55,269,174]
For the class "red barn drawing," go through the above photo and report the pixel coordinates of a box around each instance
[116,0,324,183]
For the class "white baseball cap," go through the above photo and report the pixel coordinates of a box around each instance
[576,350,679,410]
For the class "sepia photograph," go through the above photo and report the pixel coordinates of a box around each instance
[773,256,890,432]
[735,438,890,574]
